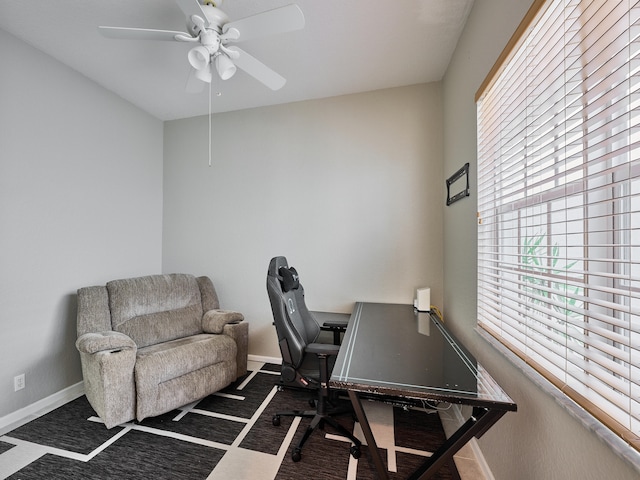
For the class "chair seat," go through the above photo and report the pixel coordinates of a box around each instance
[296,353,336,383]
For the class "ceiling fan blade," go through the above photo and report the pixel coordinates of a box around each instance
[175,0,209,25]
[98,26,189,42]
[185,67,205,94]
[226,46,286,90]
[223,4,305,43]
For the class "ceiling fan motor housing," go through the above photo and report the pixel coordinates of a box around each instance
[187,5,229,36]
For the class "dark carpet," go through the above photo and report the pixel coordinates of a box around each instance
[3,364,460,480]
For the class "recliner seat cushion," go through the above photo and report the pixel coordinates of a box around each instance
[134,333,238,421]
[135,333,236,387]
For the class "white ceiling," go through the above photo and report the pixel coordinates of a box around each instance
[0,0,475,121]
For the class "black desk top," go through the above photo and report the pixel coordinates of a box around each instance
[330,302,516,411]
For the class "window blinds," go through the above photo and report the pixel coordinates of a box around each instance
[477,0,640,450]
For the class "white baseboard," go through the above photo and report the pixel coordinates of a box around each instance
[247,354,281,365]
[469,437,495,480]
[440,404,495,480]
[0,382,85,436]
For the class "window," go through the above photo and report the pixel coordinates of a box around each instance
[477,0,640,451]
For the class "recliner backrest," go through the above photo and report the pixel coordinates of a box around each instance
[107,274,204,348]
[267,256,320,368]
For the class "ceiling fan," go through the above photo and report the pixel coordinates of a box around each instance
[99,0,305,92]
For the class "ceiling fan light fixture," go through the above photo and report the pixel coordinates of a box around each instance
[214,53,236,80]
[188,46,211,71]
[195,64,213,83]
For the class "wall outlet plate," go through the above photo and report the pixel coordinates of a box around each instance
[14,374,25,391]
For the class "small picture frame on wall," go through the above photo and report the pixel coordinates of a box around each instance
[446,162,470,206]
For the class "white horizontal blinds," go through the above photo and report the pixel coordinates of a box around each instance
[477,0,640,449]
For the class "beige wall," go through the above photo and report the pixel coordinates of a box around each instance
[162,83,444,358]
[442,1,640,479]
[0,29,163,419]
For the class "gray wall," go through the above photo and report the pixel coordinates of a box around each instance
[442,1,639,479]
[162,83,444,358]
[0,29,164,419]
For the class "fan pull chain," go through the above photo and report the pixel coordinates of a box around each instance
[208,78,212,167]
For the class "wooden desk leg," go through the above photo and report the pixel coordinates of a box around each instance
[347,390,389,480]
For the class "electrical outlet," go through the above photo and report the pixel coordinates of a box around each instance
[14,374,25,391]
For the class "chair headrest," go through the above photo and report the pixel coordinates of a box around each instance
[279,266,300,292]
[268,256,289,277]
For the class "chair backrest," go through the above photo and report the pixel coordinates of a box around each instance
[267,256,320,369]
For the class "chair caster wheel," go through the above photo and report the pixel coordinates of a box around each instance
[350,445,361,459]
[292,448,302,462]
[272,415,281,426]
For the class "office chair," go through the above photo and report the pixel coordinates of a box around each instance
[266,256,361,463]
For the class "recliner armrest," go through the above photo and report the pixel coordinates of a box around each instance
[76,331,137,429]
[305,342,340,356]
[202,309,244,334]
[76,331,136,355]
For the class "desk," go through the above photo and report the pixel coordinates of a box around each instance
[330,302,517,480]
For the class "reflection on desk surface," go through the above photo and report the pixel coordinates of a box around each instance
[331,302,516,410]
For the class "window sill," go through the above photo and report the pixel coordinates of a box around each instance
[476,327,640,475]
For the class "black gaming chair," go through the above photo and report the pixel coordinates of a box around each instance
[266,256,361,463]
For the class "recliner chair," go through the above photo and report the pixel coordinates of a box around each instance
[266,256,361,463]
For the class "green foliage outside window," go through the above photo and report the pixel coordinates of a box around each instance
[520,234,583,320]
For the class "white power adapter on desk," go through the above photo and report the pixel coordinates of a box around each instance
[414,287,431,312]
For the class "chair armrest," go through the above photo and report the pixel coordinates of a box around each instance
[76,331,136,354]
[312,311,349,330]
[321,321,348,329]
[306,342,340,356]
[313,312,349,345]
[203,309,244,334]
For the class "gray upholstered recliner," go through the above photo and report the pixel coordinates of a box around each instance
[76,273,248,429]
